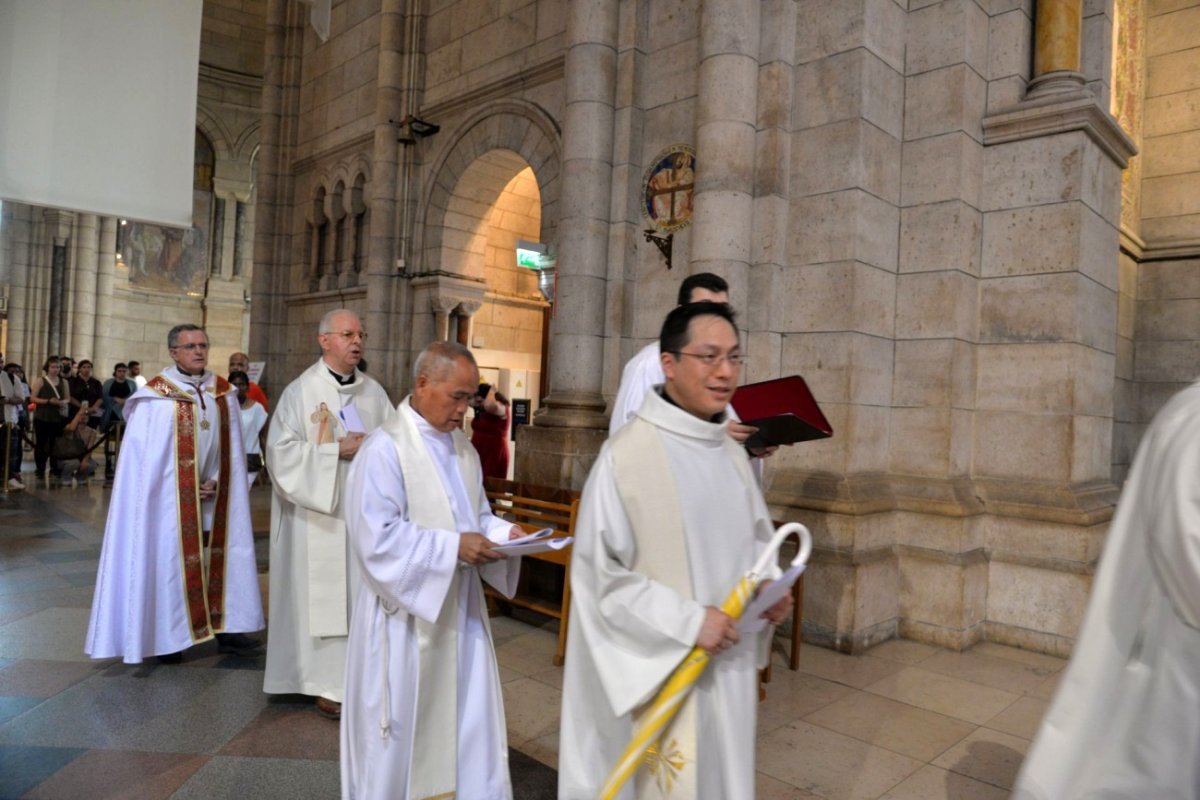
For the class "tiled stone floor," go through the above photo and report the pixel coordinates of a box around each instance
[0,474,1065,799]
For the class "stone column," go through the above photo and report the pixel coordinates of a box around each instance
[688,0,760,305]
[93,217,117,373]
[514,0,616,489]
[364,0,407,391]
[43,210,75,359]
[71,213,99,359]
[1031,0,1084,97]
[976,0,1136,655]
[456,300,481,348]
[5,205,33,365]
[432,296,458,342]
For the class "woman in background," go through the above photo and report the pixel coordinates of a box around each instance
[230,370,268,487]
[29,357,70,481]
[469,382,511,481]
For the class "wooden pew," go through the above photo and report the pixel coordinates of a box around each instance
[483,478,579,666]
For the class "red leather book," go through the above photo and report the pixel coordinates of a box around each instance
[730,375,833,448]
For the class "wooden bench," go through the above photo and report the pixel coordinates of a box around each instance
[483,478,579,666]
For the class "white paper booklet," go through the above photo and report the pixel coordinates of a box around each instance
[492,528,573,556]
[339,402,367,433]
[737,562,806,633]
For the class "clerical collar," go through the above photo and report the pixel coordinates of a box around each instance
[658,385,725,424]
[327,367,356,386]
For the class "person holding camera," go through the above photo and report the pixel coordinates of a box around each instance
[469,382,510,480]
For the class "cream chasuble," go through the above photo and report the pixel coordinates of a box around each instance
[341,397,519,800]
[559,388,775,800]
[263,359,391,702]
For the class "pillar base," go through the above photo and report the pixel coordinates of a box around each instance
[514,422,608,491]
[1026,69,1086,99]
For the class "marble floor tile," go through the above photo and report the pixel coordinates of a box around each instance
[983,695,1048,740]
[917,648,1054,694]
[756,771,824,799]
[0,606,94,661]
[802,689,977,762]
[970,642,1067,673]
[0,695,42,725]
[519,729,561,770]
[494,627,561,675]
[1028,671,1062,700]
[757,720,923,800]
[864,667,1021,725]
[757,671,857,734]
[529,663,564,690]
[23,749,209,800]
[0,658,105,697]
[0,664,268,753]
[931,727,1030,791]
[501,676,562,746]
[0,743,86,799]
[171,755,341,800]
[33,549,99,564]
[792,644,906,689]
[878,763,1010,800]
[220,706,340,760]
[864,639,941,665]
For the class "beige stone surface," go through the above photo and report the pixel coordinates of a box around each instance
[904,64,986,142]
[979,272,1116,353]
[930,727,1029,792]
[974,343,1115,416]
[793,119,901,201]
[901,133,982,207]
[879,764,1009,800]
[865,666,1019,725]
[789,191,900,273]
[803,690,975,762]
[905,0,988,75]
[895,271,977,340]
[794,49,904,137]
[986,560,1091,640]
[899,200,982,275]
[795,0,906,73]
[892,339,976,409]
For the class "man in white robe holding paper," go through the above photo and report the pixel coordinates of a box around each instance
[560,302,792,800]
[264,309,392,718]
[1013,377,1200,798]
[86,324,264,663]
[341,340,523,800]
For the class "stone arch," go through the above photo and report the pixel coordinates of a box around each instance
[194,103,236,165]
[417,100,561,273]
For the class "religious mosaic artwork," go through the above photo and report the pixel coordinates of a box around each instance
[122,130,214,295]
[642,145,695,233]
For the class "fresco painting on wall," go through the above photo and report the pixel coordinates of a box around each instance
[124,130,214,295]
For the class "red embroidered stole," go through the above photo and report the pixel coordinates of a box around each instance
[146,374,235,642]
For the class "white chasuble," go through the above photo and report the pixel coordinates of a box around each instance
[341,397,520,800]
[263,359,391,702]
[86,369,263,663]
[559,388,776,800]
[1014,380,1200,799]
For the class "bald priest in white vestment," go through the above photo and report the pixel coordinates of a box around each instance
[1013,378,1200,798]
[340,341,524,800]
[86,324,264,663]
[264,309,393,717]
[560,302,793,800]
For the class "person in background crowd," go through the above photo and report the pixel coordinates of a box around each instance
[228,352,269,410]
[29,357,71,481]
[0,354,25,489]
[128,360,147,390]
[102,363,137,431]
[69,360,104,430]
[469,382,511,480]
[229,370,268,487]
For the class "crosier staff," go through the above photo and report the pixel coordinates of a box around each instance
[599,522,813,799]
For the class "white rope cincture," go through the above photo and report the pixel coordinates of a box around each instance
[379,595,393,740]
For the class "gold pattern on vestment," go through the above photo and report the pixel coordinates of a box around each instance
[644,738,688,794]
[200,419,210,430]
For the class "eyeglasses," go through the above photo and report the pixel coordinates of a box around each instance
[171,342,210,352]
[668,351,745,368]
[324,330,367,342]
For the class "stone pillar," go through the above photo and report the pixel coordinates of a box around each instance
[689,0,760,305]
[432,296,457,342]
[514,0,616,490]
[976,1,1136,655]
[43,210,75,359]
[364,0,407,391]
[93,217,117,373]
[71,213,99,359]
[251,0,302,382]
[5,205,33,365]
[456,300,481,348]
[1032,0,1084,96]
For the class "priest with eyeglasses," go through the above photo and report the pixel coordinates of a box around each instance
[86,324,265,663]
[264,308,393,719]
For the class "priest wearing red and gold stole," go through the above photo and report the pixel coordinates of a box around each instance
[86,324,264,664]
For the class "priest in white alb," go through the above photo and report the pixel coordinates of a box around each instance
[264,309,393,719]
[86,324,264,663]
[559,302,792,800]
[341,340,523,800]
[1013,377,1200,798]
